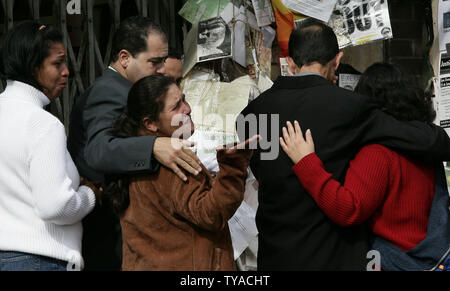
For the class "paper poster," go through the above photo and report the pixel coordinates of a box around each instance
[189,129,240,173]
[197,17,233,63]
[438,76,450,134]
[439,0,450,52]
[183,76,250,133]
[279,57,290,76]
[182,23,199,77]
[329,0,393,48]
[327,8,352,48]
[251,0,276,27]
[228,201,259,260]
[221,3,259,67]
[438,52,450,136]
[179,0,231,24]
[281,0,337,22]
[339,73,360,91]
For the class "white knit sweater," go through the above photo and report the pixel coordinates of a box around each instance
[0,80,96,269]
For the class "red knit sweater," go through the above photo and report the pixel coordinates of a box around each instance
[293,144,435,251]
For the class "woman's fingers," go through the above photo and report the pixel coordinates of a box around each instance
[294,121,302,138]
[286,121,305,144]
[305,129,315,151]
[305,129,313,144]
[282,126,291,145]
[280,137,288,153]
[286,121,296,138]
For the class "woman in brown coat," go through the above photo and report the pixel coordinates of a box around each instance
[105,75,256,271]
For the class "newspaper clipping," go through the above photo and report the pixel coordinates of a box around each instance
[197,17,233,62]
[438,52,450,135]
[339,73,361,91]
[329,0,393,48]
[281,0,337,22]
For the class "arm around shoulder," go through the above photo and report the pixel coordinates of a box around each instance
[83,83,159,174]
[352,98,450,161]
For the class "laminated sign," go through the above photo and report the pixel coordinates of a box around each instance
[329,0,393,48]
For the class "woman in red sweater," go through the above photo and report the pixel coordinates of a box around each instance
[280,63,450,270]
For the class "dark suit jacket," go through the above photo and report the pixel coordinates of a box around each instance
[68,68,159,183]
[238,75,450,270]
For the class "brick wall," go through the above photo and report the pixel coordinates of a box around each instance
[384,0,432,83]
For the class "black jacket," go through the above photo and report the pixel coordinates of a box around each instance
[238,75,450,270]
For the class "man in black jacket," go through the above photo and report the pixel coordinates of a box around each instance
[68,16,201,270]
[237,19,450,270]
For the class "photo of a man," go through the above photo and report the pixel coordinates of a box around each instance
[197,17,232,62]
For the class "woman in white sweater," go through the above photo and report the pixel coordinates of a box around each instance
[0,21,100,271]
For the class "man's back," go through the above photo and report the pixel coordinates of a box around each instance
[241,75,378,270]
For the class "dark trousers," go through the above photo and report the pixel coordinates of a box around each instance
[82,204,122,271]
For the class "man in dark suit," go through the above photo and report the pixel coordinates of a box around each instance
[237,19,450,270]
[68,16,202,270]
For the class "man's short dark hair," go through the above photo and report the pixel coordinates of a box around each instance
[288,18,339,67]
[0,20,63,91]
[110,16,167,63]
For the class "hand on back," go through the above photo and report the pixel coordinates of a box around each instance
[280,121,315,164]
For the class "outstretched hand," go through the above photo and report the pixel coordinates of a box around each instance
[280,121,315,164]
[216,135,261,154]
[153,137,202,182]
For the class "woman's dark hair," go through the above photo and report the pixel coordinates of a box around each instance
[0,20,63,91]
[105,75,176,216]
[355,63,436,123]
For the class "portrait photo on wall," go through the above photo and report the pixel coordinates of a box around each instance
[197,16,232,62]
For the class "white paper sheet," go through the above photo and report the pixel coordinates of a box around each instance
[332,0,393,48]
[261,25,276,48]
[228,201,259,260]
[258,71,274,93]
[182,23,199,77]
[339,73,360,91]
[438,52,450,136]
[251,0,275,27]
[438,76,450,135]
[221,3,260,67]
[179,0,231,24]
[281,0,337,22]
